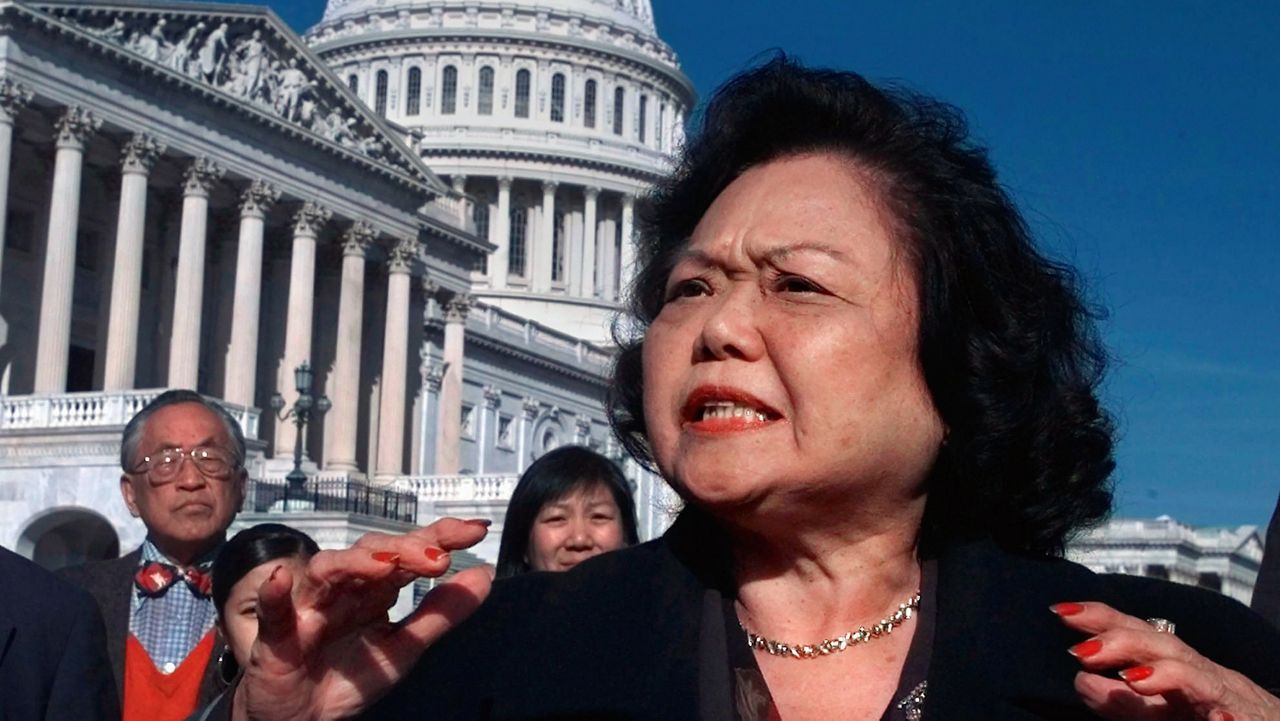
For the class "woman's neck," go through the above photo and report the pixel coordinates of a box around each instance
[727,502,924,643]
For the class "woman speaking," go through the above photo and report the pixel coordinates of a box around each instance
[228,57,1280,721]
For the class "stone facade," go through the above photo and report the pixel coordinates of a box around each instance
[1066,516,1264,605]
[0,0,685,570]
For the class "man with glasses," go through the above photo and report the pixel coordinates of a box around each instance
[60,390,247,721]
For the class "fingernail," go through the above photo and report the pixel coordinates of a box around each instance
[425,547,448,562]
[1217,712,1235,721]
[372,551,400,564]
[1119,665,1154,683]
[268,564,284,582]
[464,518,492,527]
[1068,639,1103,658]
[1051,602,1085,616]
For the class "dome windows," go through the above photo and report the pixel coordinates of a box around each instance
[405,67,421,116]
[550,73,566,123]
[584,79,597,128]
[375,70,388,116]
[514,68,531,118]
[441,65,458,114]
[478,66,495,115]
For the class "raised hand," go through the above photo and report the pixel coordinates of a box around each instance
[1053,601,1280,721]
[232,518,495,721]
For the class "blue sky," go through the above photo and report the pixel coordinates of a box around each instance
[246,1,1279,528]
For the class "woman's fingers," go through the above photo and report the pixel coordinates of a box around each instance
[1052,601,1157,636]
[373,565,495,673]
[1074,671,1169,720]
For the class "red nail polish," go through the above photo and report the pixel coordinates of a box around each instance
[371,551,400,564]
[1069,639,1103,658]
[425,547,448,562]
[1218,712,1235,721]
[1119,665,1154,683]
[1051,602,1085,616]
[464,518,493,527]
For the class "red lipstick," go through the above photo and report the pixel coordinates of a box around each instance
[681,385,781,433]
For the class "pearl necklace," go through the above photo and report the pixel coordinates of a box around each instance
[739,591,922,660]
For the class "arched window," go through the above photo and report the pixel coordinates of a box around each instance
[514,69,531,119]
[583,79,597,129]
[551,210,566,283]
[477,66,495,115]
[441,65,458,115]
[638,94,647,143]
[550,73,566,123]
[347,74,359,94]
[405,67,422,116]
[508,207,528,277]
[375,70,389,116]
[612,86,624,136]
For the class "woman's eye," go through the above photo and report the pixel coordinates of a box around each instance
[592,513,617,522]
[665,277,711,301]
[775,275,821,294]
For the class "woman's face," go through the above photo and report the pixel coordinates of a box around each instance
[642,153,945,525]
[220,556,309,669]
[526,483,626,572]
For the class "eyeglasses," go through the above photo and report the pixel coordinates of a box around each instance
[131,446,239,484]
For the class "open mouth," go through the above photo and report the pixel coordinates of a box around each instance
[682,386,781,431]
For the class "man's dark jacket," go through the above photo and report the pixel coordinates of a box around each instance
[0,546,119,720]
[58,549,226,710]
[365,512,1280,721]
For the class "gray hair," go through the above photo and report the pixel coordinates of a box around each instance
[120,390,247,471]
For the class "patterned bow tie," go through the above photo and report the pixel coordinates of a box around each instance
[135,561,213,598]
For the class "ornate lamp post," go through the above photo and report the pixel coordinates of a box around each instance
[270,361,330,508]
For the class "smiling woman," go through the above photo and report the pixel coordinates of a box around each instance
[224,56,1280,721]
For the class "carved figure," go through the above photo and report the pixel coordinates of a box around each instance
[275,59,312,121]
[167,22,204,75]
[197,23,229,82]
[229,29,266,98]
[90,17,127,42]
[146,19,173,64]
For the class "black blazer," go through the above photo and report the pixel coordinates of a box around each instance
[367,513,1280,721]
[0,546,119,721]
[1252,491,1280,628]
[58,548,227,709]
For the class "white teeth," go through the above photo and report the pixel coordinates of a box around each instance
[699,401,769,422]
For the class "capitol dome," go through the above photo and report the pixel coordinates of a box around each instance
[306,0,695,343]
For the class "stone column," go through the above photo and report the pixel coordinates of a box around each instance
[418,354,444,475]
[581,186,599,297]
[620,193,636,297]
[434,293,471,475]
[33,107,101,393]
[374,237,416,479]
[222,180,280,405]
[275,202,332,457]
[600,214,618,302]
[491,176,512,289]
[103,133,166,390]
[166,157,224,390]
[0,80,32,294]
[567,208,584,296]
[450,175,468,226]
[535,180,557,292]
[477,384,500,474]
[327,221,375,472]
[517,396,538,473]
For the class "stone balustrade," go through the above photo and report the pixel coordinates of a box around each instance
[397,473,519,502]
[0,389,261,439]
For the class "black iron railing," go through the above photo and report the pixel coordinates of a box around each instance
[243,477,418,524]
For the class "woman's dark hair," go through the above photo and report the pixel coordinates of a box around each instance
[496,445,640,578]
[609,54,1115,557]
[211,523,320,618]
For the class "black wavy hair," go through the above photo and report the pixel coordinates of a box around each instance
[496,445,640,578]
[608,55,1114,556]
[211,523,320,618]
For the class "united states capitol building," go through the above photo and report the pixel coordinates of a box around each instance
[1066,516,1264,605]
[0,0,692,569]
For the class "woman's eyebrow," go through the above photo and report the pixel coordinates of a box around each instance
[759,242,850,264]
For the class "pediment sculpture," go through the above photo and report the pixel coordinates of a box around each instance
[57,10,412,174]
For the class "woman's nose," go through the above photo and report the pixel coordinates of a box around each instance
[565,521,596,549]
[696,286,765,362]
